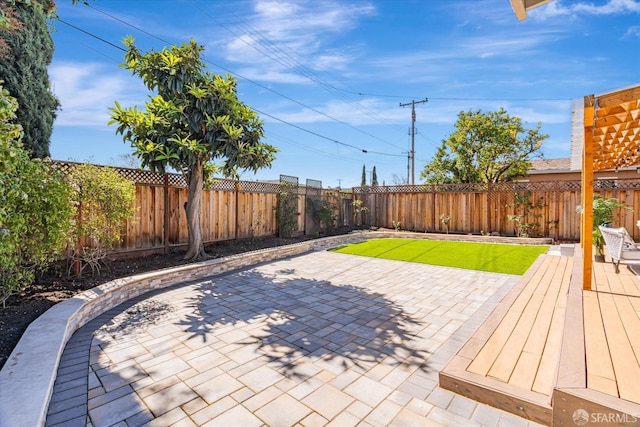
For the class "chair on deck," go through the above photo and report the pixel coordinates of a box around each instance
[598,226,640,273]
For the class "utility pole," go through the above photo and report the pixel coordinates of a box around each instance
[399,98,428,184]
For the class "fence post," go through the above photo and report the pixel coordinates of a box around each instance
[72,200,82,276]
[431,184,436,232]
[487,182,492,234]
[163,173,170,254]
[235,181,240,240]
[555,181,560,242]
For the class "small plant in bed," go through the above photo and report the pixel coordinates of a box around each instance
[330,238,549,275]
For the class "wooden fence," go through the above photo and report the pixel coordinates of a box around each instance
[55,162,640,256]
[56,162,351,256]
[353,179,640,242]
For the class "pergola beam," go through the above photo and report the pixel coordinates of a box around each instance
[582,95,595,291]
[509,0,554,21]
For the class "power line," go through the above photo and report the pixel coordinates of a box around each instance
[85,3,406,153]
[56,9,404,159]
[57,18,125,52]
[188,1,407,151]
[350,90,573,102]
[269,131,397,166]
[254,108,404,157]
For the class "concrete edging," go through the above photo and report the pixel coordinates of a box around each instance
[0,230,551,427]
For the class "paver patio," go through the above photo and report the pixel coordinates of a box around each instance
[45,250,544,427]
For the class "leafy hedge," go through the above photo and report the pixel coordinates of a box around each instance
[0,83,71,306]
[0,83,136,305]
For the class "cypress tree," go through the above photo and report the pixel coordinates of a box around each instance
[0,0,58,158]
[372,166,378,186]
[361,164,366,187]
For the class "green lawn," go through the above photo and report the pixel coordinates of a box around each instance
[330,238,549,275]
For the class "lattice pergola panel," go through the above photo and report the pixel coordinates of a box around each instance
[582,84,640,291]
[592,98,640,171]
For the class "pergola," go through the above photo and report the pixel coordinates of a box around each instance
[509,0,553,21]
[508,1,640,290]
[581,85,640,289]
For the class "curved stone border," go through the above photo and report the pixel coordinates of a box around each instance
[0,231,551,427]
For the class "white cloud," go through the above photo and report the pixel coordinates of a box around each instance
[623,25,640,38]
[50,61,146,127]
[509,102,572,124]
[233,67,311,84]
[267,97,402,126]
[221,0,375,82]
[532,0,640,20]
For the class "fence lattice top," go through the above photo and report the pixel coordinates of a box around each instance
[52,161,640,194]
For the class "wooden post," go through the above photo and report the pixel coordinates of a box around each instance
[163,173,169,254]
[582,95,595,291]
[555,181,560,242]
[431,184,436,232]
[235,181,240,240]
[72,200,82,276]
[486,182,492,234]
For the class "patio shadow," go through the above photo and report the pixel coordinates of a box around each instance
[176,267,430,379]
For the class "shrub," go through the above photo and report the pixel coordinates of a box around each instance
[309,198,338,234]
[68,164,136,276]
[352,199,368,226]
[0,83,72,306]
[276,182,299,238]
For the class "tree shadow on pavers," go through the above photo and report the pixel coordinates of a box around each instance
[176,268,431,380]
[53,295,194,427]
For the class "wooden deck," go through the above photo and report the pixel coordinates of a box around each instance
[585,260,640,404]
[440,247,640,426]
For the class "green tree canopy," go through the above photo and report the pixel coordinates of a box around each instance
[372,165,378,186]
[0,0,58,158]
[361,164,366,187]
[109,37,277,260]
[421,108,547,184]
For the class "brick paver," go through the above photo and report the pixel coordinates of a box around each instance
[45,250,544,427]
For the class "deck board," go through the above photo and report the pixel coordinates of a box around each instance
[467,256,557,378]
[441,250,640,425]
[531,257,572,395]
[505,257,566,388]
[597,292,640,402]
[588,261,640,405]
[583,291,617,397]
[441,254,572,424]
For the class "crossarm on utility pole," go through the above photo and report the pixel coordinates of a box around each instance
[399,98,428,184]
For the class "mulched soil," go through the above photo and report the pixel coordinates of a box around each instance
[0,230,357,370]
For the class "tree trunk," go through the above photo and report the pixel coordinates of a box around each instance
[184,160,206,260]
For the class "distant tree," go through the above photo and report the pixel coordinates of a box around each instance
[109,37,277,260]
[421,108,547,184]
[109,153,142,169]
[372,166,378,186]
[0,0,58,158]
[392,173,408,185]
[361,164,366,187]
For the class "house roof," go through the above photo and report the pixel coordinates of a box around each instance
[528,158,571,172]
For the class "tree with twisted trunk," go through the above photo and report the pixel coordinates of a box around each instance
[109,37,277,260]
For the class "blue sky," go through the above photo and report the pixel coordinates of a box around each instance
[49,0,640,188]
